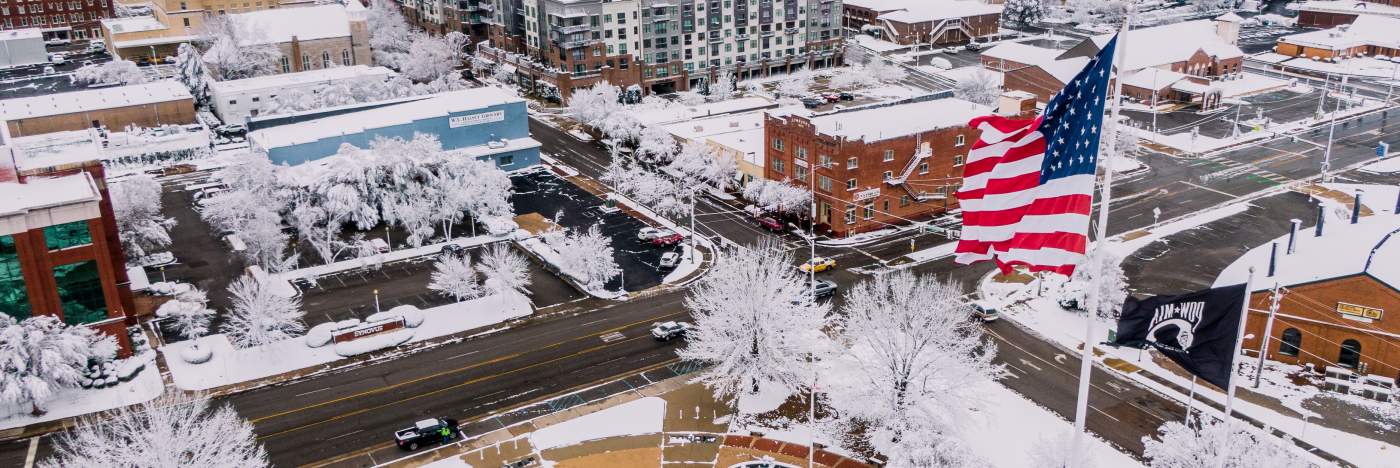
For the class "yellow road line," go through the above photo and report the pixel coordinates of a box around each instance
[249,309,685,425]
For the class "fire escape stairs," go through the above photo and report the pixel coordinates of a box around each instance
[884,148,942,201]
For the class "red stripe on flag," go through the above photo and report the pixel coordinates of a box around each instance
[954,231,1089,258]
[961,195,1093,227]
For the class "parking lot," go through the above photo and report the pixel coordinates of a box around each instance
[511,169,674,293]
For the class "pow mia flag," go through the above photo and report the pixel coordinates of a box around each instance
[1112,284,1248,389]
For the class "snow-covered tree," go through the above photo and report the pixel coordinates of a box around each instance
[775,72,813,98]
[670,141,735,189]
[636,126,677,162]
[1070,249,1128,320]
[549,224,621,291]
[568,81,623,129]
[429,254,482,302]
[199,15,281,80]
[955,68,1001,106]
[1028,429,1097,468]
[174,43,211,106]
[110,175,175,262]
[829,66,873,92]
[708,72,736,101]
[825,271,1003,463]
[367,0,414,68]
[865,58,908,84]
[1003,0,1046,28]
[476,243,531,297]
[444,31,470,65]
[742,179,812,216]
[1143,417,1311,468]
[0,315,115,415]
[156,287,214,341]
[678,239,830,402]
[400,33,457,82]
[42,393,269,468]
[70,60,147,86]
[222,273,305,348]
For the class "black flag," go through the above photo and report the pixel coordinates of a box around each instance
[1112,284,1248,389]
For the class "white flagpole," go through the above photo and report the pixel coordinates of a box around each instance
[1224,267,1255,427]
[1071,11,1132,466]
[1184,375,1198,422]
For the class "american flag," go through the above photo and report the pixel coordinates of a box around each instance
[953,35,1119,276]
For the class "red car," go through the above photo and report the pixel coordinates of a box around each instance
[822,93,841,103]
[652,233,685,246]
[757,217,784,232]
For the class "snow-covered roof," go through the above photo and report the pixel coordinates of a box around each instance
[1297,0,1400,17]
[1215,12,1244,23]
[631,97,775,128]
[1087,20,1243,71]
[113,35,200,49]
[877,1,1004,24]
[802,98,989,142]
[6,130,103,171]
[0,173,100,217]
[208,65,395,95]
[1215,184,1400,292]
[1040,57,1091,84]
[249,87,523,149]
[660,111,765,142]
[0,28,43,41]
[101,15,168,34]
[1278,14,1400,51]
[0,80,192,121]
[1121,68,1191,90]
[982,42,1062,66]
[844,0,911,12]
[232,4,353,46]
[706,127,765,165]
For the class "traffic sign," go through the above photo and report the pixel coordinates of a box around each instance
[1379,142,1390,158]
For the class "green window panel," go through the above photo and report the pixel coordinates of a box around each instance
[54,260,106,325]
[0,235,30,320]
[44,221,92,251]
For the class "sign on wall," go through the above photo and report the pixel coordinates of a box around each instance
[1337,302,1383,322]
[449,110,506,128]
[854,188,881,202]
[332,317,407,343]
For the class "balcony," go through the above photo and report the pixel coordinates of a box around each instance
[558,38,601,49]
[554,23,590,34]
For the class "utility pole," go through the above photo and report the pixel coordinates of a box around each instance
[1253,283,1284,389]
[1321,76,1345,183]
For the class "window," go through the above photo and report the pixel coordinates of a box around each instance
[280,56,290,73]
[54,261,106,325]
[882,149,893,162]
[44,221,91,251]
[0,235,30,320]
[844,206,855,224]
[1279,328,1301,357]
[953,154,964,166]
[845,178,856,191]
[818,154,831,168]
[846,157,857,169]
[342,49,351,66]
[795,147,806,160]
[863,204,874,220]
[771,138,783,151]
[918,162,928,174]
[182,17,189,27]
[772,159,784,173]
[321,51,330,68]
[882,170,892,180]
[301,53,310,70]
[955,134,965,146]
[499,155,514,166]
[818,175,831,192]
[795,165,807,181]
[1339,339,1361,368]
[900,195,910,207]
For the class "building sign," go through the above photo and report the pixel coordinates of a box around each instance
[332,317,406,343]
[1337,302,1383,322]
[449,110,505,128]
[853,188,880,202]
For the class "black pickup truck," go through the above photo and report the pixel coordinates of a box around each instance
[394,417,461,451]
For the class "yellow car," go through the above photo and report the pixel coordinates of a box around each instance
[800,257,836,273]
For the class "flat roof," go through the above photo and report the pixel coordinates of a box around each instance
[844,0,911,12]
[233,4,352,46]
[0,172,100,217]
[0,80,192,121]
[877,1,1004,24]
[101,15,168,34]
[706,127,765,164]
[0,29,43,41]
[982,42,1061,66]
[209,65,396,95]
[801,98,989,141]
[113,34,200,49]
[1279,14,1400,51]
[250,87,524,149]
[7,130,103,171]
[660,111,765,142]
[631,97,776,127]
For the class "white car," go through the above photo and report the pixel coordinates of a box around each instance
[636,227,676,242]
[650,321,693,341]
[659,251,681,270]
[970,300,999,322]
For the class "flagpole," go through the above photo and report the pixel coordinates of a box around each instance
[1224,267,1255,428]
[1184,375,1197,423]
[1071,10,1132,466]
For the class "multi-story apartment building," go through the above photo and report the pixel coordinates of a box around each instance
[400,0,491,41]
[479,0,843,103]
[0,0,117,43]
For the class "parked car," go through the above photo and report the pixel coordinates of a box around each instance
[42,66,55,75]
[757,217,784,232]
[799,257,836,273]
[637,227,676,242]
[965,41,985,51]
[650,321,692,341]
[215,124,247,141]
[821,92,841,103]
[743,204,765,218]
[81,59,93,67]
[658,251,681,270]
[45,37,71,46]
[394,417,460,451]
[801,97,824,109]
[439,244,466,260]
[48,53,66,65]
[971,300,1000,322]
[803,279,838,299]
[86,42,107,53]
[838,92,855,101]
[652,233,685,247]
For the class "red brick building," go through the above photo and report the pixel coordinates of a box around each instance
[0,147,136,356]
[0,0,116,42]
[857,0,1004,46]
[763,98,989,238]
[1296,0,1400,28]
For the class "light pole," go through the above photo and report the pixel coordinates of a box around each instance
[1385,56,1398,105]
[373,289,381,314]
[1321,76,1345,182]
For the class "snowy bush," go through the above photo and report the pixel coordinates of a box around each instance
[42,393,269,468]
[333,329,413,357]
[0,315,116,415]
[1070,249,1128,320]
[742,179,812,216]
[70,60,147,86]
[955,68,1002,106]
[476,243,531,297]
[1143,416,1311,468]
[865,58,908,84]
[221,273,306,349]
[155,286,213,341]
[110,175,176,263]
[179,344,213,365]
[1003,0,1046,27]
[548,224,621,291]
[1028,429,1097,468]
[430,254,482,302]
[174,43,211,106]
[304,322,338,348]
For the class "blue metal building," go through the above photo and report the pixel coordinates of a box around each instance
[248,87,541,170]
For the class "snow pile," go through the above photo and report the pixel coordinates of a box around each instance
[270,234,505,293]
[0,352,164,430]
[334,329,413,357]
[1110,155,1146,174]
[1360,156,1400,174]
[962,381,1142,467]
[902,240,960,265]
[160,293,532,390]
[528,396,665,450]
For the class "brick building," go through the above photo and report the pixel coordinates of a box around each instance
[0,0,116,42]
[0,81,195,138]
[0,144,137,356]
[871,1,1002,46]
[763,97,988,238]
[1295,0,1400,28]
[1275,14,1400,61]
[1218,201,1400,385]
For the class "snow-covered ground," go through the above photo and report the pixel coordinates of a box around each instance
[273,234,508,291]
[662,244,703,285]
[160,293,531,391]
[849,34,906,53]
[0,352,164,430]
[1131,94,1387,154]
[1281,56,1400,79]
[529,396,665,450]
[1360,156,1400,174]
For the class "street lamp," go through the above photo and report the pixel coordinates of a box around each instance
[373,289,381,314]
